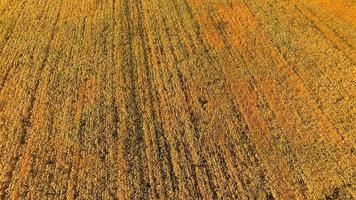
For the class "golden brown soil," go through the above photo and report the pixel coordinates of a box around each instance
[0,0,355,199]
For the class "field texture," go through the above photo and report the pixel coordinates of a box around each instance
[0,0,355,199]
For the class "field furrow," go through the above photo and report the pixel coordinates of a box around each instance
[0,0,355,199]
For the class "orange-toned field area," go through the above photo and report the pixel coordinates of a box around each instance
[0,0,355,199]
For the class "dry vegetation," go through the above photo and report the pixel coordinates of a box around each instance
[0,0,355,199]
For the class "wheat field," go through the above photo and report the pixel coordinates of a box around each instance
[0,0,355,199]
